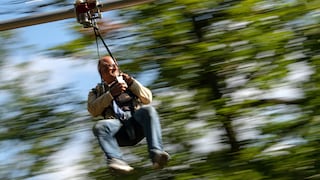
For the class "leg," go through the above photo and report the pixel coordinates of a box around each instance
[133,106,168,163]
[92,119,123,160]
[133,106,170,168]
[93,119,134,173]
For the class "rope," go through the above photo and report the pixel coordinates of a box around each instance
[94,26,100,59]
[93,26,119,67]
[92,22,121,85]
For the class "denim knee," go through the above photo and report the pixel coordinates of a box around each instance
[143,106,156,114]
[140,106,155,116]
[92,120,114,136]
[135,106,158,123]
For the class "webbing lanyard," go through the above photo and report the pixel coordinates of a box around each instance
[93,26,119,67]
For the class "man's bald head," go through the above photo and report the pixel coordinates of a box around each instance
[98,56,119,83]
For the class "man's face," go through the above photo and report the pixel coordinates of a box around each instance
[100,57,119,83]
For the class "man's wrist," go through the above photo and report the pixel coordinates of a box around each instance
[127,78,134,87]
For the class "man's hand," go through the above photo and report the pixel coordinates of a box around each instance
[110,82,127,97]
[122,73,134,86]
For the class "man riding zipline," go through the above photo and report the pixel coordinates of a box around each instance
[87,56,170,173]
[74,0,169,174]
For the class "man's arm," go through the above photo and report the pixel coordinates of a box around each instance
[87,86,114,117]
[129,79,153,104]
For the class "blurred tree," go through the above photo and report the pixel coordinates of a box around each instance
[48,20,126,57]
[5,0,319,179]
[0,61,86,179]
[0,31,15,69]
[105,0,319,179]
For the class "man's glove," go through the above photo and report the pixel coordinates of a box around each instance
[122,73,134,86]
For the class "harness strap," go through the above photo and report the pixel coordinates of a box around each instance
[93,26,118,67]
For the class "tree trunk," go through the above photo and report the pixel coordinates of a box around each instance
[222,116,240,153]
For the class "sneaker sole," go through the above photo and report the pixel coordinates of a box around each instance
[109,165,134,174]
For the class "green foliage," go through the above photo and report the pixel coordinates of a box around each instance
[109,0,320,179]
[2,0,320,179]
[0,31,15,67]
[0,62,85,179]
[54,0,320,178]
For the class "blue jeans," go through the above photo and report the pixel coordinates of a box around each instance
[92,106,164,160]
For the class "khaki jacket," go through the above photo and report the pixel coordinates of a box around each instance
[87,79,152,119]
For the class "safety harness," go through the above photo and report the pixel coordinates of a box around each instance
[76,1,143,144]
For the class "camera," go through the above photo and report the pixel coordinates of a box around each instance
[74,0,102,28]
[116,75,128,88]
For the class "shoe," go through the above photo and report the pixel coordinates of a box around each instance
[152,151,170,169]
[108,158,134,174]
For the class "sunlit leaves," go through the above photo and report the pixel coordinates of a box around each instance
[4,0,319,179]
[112,0,320,179]
[0,69,84,178]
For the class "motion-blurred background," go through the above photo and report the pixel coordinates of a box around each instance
[0,0,320,179]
